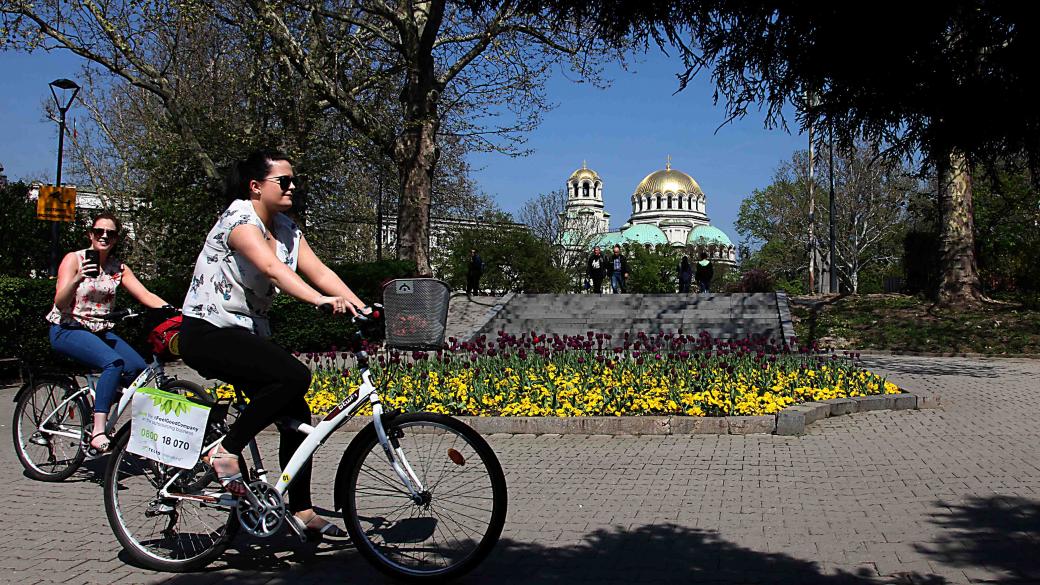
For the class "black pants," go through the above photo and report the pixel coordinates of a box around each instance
[466,272,481,295]
[591,274,604,294]
[179,317,314,512]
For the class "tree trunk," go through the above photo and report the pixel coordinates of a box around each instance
[394,88,440,276]
[394,124,437,275]
[937,148,983,307]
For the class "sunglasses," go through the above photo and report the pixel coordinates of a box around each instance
[264,175,297,191]
[90,228,119,239]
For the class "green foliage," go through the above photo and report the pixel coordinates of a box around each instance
[0,181,95,277]
[0,277,60,367]
[903,231,941,298]
[624,244,682,293]
[737,269,775,293]
[972,162,1040,297]
[791,294,1040,355]
[444,227,569,293]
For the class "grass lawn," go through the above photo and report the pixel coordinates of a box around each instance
[790,294,1040,355]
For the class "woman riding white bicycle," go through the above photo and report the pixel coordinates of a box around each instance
[46,211,172,455]
[178,148,367,538]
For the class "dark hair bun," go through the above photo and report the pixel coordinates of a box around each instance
[223,149,293,201]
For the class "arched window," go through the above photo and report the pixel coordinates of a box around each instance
[677,196,683,210]
[574,183,579,198]
[583,182,590,197]
[667,195,673,209]
[656,195,662,209]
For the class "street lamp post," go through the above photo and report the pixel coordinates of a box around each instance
[48,78,80,277]
[829,124,838,294]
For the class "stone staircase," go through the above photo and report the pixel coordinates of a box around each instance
[468,293,795,342]
[444,292,514,342]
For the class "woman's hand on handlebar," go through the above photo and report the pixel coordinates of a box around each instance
[315,295,358,316]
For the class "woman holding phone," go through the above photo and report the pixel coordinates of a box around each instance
[46,212,171,455]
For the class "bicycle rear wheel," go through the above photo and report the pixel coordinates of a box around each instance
[339,412,507,581]
[12,379,88,481]
[103,401,236,572]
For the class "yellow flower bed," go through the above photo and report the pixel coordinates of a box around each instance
[212,347,899,418]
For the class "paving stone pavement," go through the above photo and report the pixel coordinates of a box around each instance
[2,355,1040,584]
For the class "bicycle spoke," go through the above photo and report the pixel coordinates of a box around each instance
[346,416,504,579]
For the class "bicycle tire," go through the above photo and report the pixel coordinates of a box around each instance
[12,378,88,481]
[103,394,236,572]
[339,412,507,581]
[159,378,217,406]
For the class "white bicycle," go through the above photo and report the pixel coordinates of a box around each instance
[102,280,508,581]
[11,308,211,481]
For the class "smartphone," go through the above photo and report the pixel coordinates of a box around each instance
[84,249,101,278]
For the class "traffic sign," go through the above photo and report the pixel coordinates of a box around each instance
[36,185,77,222]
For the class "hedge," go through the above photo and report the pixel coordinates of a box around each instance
[0,259,415,368]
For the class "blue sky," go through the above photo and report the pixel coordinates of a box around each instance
[0,49,808,246]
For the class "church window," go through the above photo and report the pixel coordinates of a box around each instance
[677,196,683,210]
[667,195,673,209]
[583,182,590,197]
[656,195,662,209]
[574,183,579,198]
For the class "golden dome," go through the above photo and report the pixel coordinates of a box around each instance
[569,161,601,183]
[634,159,703,196]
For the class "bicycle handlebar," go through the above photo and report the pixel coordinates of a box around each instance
[316,303,383,325]
[99,305,180,322]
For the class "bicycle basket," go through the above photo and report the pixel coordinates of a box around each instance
[381,278,450,350]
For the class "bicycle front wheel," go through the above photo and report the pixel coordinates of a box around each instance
[12,378,88,481]
[339,412,507,581]
[103,421,236,571]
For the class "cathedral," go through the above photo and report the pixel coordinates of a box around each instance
[561,159,737,263]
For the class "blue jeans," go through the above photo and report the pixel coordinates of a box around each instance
[610,273,624,294]
[49,324,147,414]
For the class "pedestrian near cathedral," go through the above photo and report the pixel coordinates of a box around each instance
[695,252,714,293]
[586,246,607,294]
[466,249,484,296]
[607,244,629,294]
[678,255,693,293]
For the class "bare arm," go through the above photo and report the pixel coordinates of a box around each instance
[120,265,168,309]
[227,224,339,310]
[296,236,367,312]
[53,252,86,310]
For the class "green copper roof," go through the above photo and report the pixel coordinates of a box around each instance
[621,223,668,245]
[687,225,733,246]
[595,231,625,249]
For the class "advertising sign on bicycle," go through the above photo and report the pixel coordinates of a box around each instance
[127,387,210,469]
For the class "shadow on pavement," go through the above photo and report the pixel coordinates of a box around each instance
[159,522,952,585]
[916,495,1040,583]
[859,356,1000,379]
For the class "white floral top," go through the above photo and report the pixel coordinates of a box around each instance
[46,249,124,332]
[182,198,301,337]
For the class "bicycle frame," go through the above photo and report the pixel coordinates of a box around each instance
[159,359,426,510]
[105,358,165,435]
[34,358,164,443]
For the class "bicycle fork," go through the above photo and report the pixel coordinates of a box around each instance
[371,398,427,504]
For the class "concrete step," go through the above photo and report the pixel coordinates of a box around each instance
[472,292,790,342]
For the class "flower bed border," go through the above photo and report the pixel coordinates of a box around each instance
[298,391,935,436]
